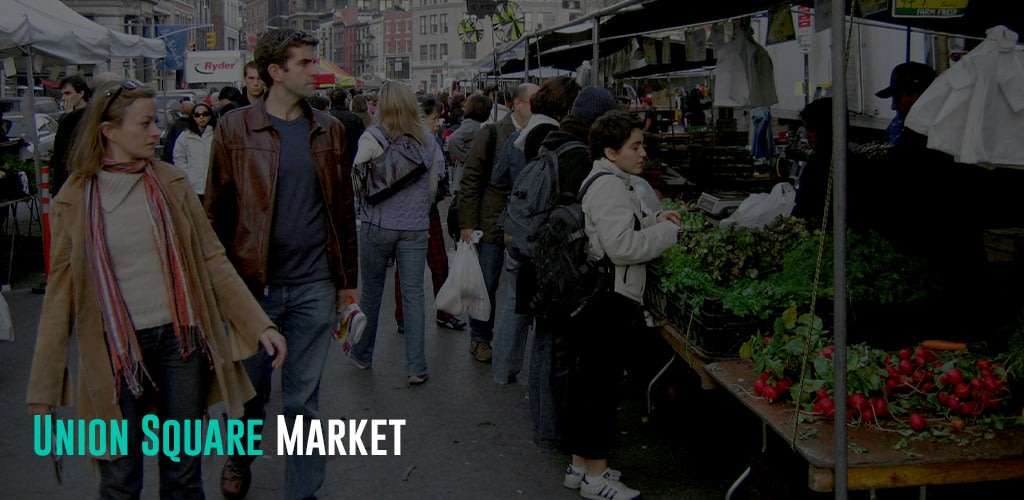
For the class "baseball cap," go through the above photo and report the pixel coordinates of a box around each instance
[876,62,936,98]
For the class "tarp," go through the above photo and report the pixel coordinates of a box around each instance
[0,0,165,65]
[318,59,358,88]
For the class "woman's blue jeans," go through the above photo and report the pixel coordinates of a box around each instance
[350,224,430,376]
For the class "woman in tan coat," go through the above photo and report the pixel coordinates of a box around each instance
[26,80,287,498]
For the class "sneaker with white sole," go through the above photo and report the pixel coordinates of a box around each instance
[564,465,621,489]
[579,469,639,500]
[347,350,371,370]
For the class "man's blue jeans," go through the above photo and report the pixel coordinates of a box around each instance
[469,240,504,343]
[350,224,430,376]
[99,323,209,500]
[492,252,534,384]
[235,279,336,500]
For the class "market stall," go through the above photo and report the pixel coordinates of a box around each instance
[522,1,1024,497]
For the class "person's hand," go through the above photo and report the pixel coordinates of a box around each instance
[336,288,358,312]
[658,210,681,226]
[460,228,475,243]
[28,404,54,416]
[258,328,288,369]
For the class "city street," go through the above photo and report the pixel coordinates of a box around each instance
[0,199,750,499]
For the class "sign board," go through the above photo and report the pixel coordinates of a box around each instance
[185,50,247,83]
[796,6,813,54]
[893,0,968,18]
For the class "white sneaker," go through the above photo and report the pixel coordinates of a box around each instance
[563,465,621,489]
[579,469,639,500]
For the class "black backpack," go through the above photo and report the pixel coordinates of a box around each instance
[527,172,614,319]
[501,140,588,260]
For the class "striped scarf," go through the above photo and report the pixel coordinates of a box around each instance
[86,158,210,400]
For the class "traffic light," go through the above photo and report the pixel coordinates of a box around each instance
[188,41,197,51]
[205,31,217,49]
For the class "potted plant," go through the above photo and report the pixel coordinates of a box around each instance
[0,153,35,200]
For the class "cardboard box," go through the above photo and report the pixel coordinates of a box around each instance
[982,228,1024,262]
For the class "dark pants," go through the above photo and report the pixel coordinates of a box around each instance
[563,292,644,459]
[98,323,210,500]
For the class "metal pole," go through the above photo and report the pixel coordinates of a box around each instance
[830,1,849,498]
[22,48,41,198]
[591,17,600,86]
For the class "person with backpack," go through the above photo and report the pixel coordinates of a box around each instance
[347,81,445,386]
[500,85,618,452]
[456,83,539,366]
[561,110,680,500]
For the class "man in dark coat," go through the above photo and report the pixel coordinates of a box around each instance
[329,88,364,167]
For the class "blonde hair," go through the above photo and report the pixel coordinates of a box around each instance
[69,80,156,179]
[373,81,427,144]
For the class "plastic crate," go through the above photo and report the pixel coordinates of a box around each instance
[683,296,766,358]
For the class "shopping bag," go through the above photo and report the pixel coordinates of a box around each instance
[720,182,795,229]
[0,292,13,341]
[435,239,491,321]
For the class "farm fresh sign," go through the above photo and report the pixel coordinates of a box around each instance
[893,0,969,18]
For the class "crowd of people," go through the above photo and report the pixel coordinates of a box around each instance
[26,28,683,500]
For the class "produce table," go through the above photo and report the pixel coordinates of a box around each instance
[657,323,721,390]
[705,359,1024,492]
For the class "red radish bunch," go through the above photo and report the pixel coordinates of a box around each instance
[934,358,1007,418]
[753,371,792,403]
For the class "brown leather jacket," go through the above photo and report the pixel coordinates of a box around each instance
[205,98,358,295]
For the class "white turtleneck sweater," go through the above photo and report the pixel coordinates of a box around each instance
[96,170,172,330]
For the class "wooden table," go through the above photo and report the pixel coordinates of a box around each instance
[656,322,721,390]
[705,359,1024,492]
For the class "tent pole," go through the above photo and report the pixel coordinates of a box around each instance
[23,48,42,198]
[591,18,600,86]
[830,0,850,498]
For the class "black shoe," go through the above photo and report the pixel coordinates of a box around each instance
[220,458,251,499]
[437,316,467,330]
[397,322,405,335]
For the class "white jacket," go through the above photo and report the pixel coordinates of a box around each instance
[172,126,214,195]
[582,158,678,304]
[905,25,1024,168]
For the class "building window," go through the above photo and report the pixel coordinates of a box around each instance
[420,44,428,62]
[440,13,448,33]
[430,15,438,34]
[385,22,390,35]
[429,44,437,61]
[407,20,412,33]
[463,42,476,60]
[440,43,448,58]
[420,16,427,35]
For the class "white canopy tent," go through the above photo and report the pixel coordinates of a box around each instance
[0,0,165,65]
[0,0,165,240]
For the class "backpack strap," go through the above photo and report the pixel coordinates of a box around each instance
[549,139,588,195]
[579,171,614,201]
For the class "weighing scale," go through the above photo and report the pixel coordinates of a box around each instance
[696,191,748,218]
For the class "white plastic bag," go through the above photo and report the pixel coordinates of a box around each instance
[720,182,795,229]
[0,292,13,341]
[435,235,491,321]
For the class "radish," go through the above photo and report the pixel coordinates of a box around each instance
[909,413,927,431]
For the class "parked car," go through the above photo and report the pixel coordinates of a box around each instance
[0,96,61,116]
[4,113,59,160]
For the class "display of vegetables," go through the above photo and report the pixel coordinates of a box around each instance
[656,202,940,320]
[741,306,1022,435]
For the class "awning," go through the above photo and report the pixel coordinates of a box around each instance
[317,59,359,88]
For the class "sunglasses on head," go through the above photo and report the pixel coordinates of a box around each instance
[102,79,142,120]
[276,30,311,49]
[193,111,211,118]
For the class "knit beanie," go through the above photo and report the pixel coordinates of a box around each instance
[570,86,620,122]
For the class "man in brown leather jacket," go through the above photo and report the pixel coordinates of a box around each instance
[205,29,358,500]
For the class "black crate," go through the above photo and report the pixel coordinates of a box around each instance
[683,296,766,358]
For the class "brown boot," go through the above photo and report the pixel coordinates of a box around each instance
[470,340,493,363]
[220,458,252,499]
